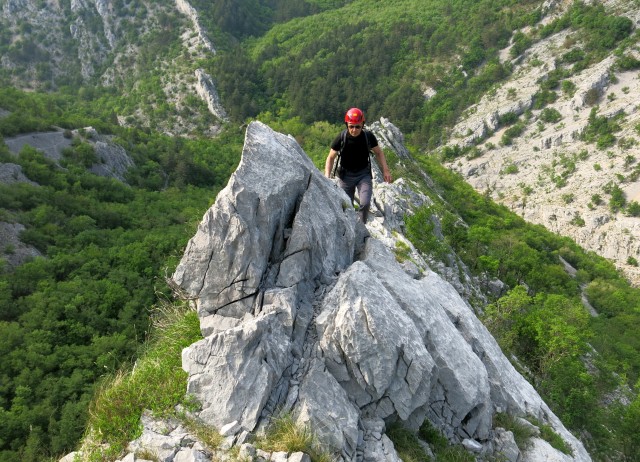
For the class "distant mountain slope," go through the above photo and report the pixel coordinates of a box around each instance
[445,0,640,285]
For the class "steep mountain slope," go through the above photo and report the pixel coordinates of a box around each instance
[0,0,225,136]
[445,0,640,285]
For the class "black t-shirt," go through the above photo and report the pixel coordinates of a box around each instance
[330,129,379,173]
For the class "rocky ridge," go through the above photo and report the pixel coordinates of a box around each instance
[81,121,592,462]
[445,0,640,285]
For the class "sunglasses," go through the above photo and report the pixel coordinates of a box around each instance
[348,124,362,129]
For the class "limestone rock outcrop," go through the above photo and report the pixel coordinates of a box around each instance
[3,128,135,183]
[170,121,591,461]
[194,69,229,122]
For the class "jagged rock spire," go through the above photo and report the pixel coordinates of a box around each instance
[171,121,591,462]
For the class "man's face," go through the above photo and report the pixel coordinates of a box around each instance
[347,124,362,136]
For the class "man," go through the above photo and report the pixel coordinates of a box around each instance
[325,107,392,223]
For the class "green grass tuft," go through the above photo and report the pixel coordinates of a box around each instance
[79,301,202,461]
[387,422,431,462]
[258,414,332,462]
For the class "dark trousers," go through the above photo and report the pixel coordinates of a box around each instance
[338,167,373,223]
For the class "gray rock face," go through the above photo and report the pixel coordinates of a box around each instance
[0,163,37,185]
[368,118,411,159]
[176,0,216,54]
[4,131,73,162]
[0,221,42,270]
[4,128,135,182]
[172,121,591,461]
[195,69,228,122]
[172,123,355,318]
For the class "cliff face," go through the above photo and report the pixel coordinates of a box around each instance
[445,0,640,286]
[167,121,591,462]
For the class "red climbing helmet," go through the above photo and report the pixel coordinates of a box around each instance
[344,107,365,125]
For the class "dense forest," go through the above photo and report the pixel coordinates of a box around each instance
[1,0,640,460]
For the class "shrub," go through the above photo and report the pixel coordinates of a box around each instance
[539,423,573,455]
[540,108,562,123]
[533,90,558,109]
[494,413,537,450]
[627,201,640,217]
[597,133,616,150]
[570,214,585,227]
[562,48,585,63]
[503,162,519,174]
[501,123,525,145]
[561,80,576,97]
[500,111,519,126]
[608,184,626,212]
[616,54,640,71]
[584,88,601,106]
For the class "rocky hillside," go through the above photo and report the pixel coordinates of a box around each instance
[69,121,590,462]
[445,0,640,286]
[0,0,224,136]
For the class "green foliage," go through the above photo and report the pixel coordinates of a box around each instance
[62,140,98,168]
[418,420,448,451]
[484,287,594,424]
[2,0,640,458]
[510,31,533,58]
[616,54,640,71]
[404,206,448,261]
[394,239,413,263]
[607,183,626,213]
[583,88,601,107]
[493,413,537,450]
[499,111,519,126]
[539,422,573,455]
[207,0,544,146]
[582,107,622,149]
[627,201,640,217]
[502,162,519,174]
[0,89,242,460]
[386,423,431,462]
[440,145,465,162]
[561,80,577,97]
[539,107,562,124]
[81,302,202,460]
[585,278,640,319]
[562,48,585,64]
[532,89,558,109]
[618,390,640,455]
[414,420,474,461]
[494,413,572,455]
[567,2,633,52]
[501,122,525,146]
